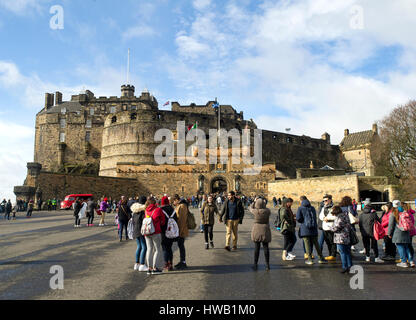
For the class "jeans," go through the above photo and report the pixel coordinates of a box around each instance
[87,214,94,225]
[396,243,412,263]
[319,230,325,251]
[283,231,297,252]
[74,216,80,226]
[136,236,147,264]
[118,221,128,240]
[203,224,214,243]
[177,237,186,263]
[4,212,10,220]
[145,233,162,269]
[27,209,33,217]
[337,244,352,270]
[162,236,173,263]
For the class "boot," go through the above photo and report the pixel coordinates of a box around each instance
[282,250,287,261]
[168,261,173,271]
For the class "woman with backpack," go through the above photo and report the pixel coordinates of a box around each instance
[200,195,219,250]
[359,200,383,263]
[118,199,132,242]
[403,203,416,266]
[330,206,353,273]
[296,196,326,265]
[388,207,414,268]
[279,198,297,261]
[160,196,177,271]
[250,197,272,271]
[132,196,148,272]
[143,197,166,275]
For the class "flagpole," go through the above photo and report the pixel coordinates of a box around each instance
[127,48,130,84]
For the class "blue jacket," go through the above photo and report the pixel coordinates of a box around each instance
[296,199,318,238]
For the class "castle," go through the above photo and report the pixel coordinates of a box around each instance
[14,84,396,204]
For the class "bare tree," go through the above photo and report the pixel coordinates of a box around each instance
[373,100,416,199]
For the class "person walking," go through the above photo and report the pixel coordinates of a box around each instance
[118,198,132,242]
[86,197,96,227]
[319,195,337,261]
[5,200,12,220]
[330,206,353,273]
[381,202,396,261]
[144,197,166,275]
[160,196,177,271]
[199,194,208,233]
[296,196,326,265]
[172,194,189,270]
[219,191,245,251]
[359,199,384,263]
[250,197,271,271]
[73,198,82,227]
[200,195,219,249]
[99,197,108,226]
[131,196,148,272]
[388,207,414,268]
[26,200,34,218]
[279,197,297,261]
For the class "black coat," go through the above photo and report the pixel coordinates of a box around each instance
[132,204,146,238]
[359,206,380,237]
[296,199,318,238]
[118,204,132,223]
[73,201,82,216]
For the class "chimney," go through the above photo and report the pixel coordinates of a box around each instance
[372,123,378,134]
[55,91,63,105]
[45,93,54,109]
[321,132,330,144]
[344,129,349,137]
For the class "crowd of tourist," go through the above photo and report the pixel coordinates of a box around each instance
[4,191,415,274]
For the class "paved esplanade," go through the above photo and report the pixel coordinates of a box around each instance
[0,208,415,300]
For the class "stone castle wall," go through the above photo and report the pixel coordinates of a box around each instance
[268,175,360,204]
[35,172,146,201]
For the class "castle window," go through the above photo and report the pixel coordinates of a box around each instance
[122,104,128,111]
[111,116,117,123]
[273,135,277,140]
[181,185,185,193]
[85,131,91,142]
[61,107,66,114]
[60,119,66,129]
[300,139,305,145]
[110,106,116,113]
[131,113,137,120]
[286,137,293,143]
[90,108,94,116]
[101,105,106,112]
[59,133,65,143]
[131,105,137,111]
[86,119,92,128]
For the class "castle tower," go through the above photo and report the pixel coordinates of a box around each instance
[121,85,135,98]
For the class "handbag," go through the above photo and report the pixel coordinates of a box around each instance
[349,226,359,245]
[349,212,359,225]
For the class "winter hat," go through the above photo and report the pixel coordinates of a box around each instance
[103,197,108,201]
[363,199,371,206]
[392,200,401,208]
[161,196,170,206]
[138,196,147,205]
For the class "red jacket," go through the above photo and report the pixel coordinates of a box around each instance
[381,210,393,234]
[145,204,166,236]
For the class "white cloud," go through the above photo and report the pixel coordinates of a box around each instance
[0,120,34,201]
[193,0,211,11]
[122,24,156,41]
[166,0,416,145]
[0,0,44,15]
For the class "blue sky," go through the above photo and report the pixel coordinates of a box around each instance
[1,0,416,200]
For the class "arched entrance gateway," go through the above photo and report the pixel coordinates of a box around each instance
[211,177,228,194]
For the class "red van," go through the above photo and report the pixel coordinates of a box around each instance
[60,194,93,210]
